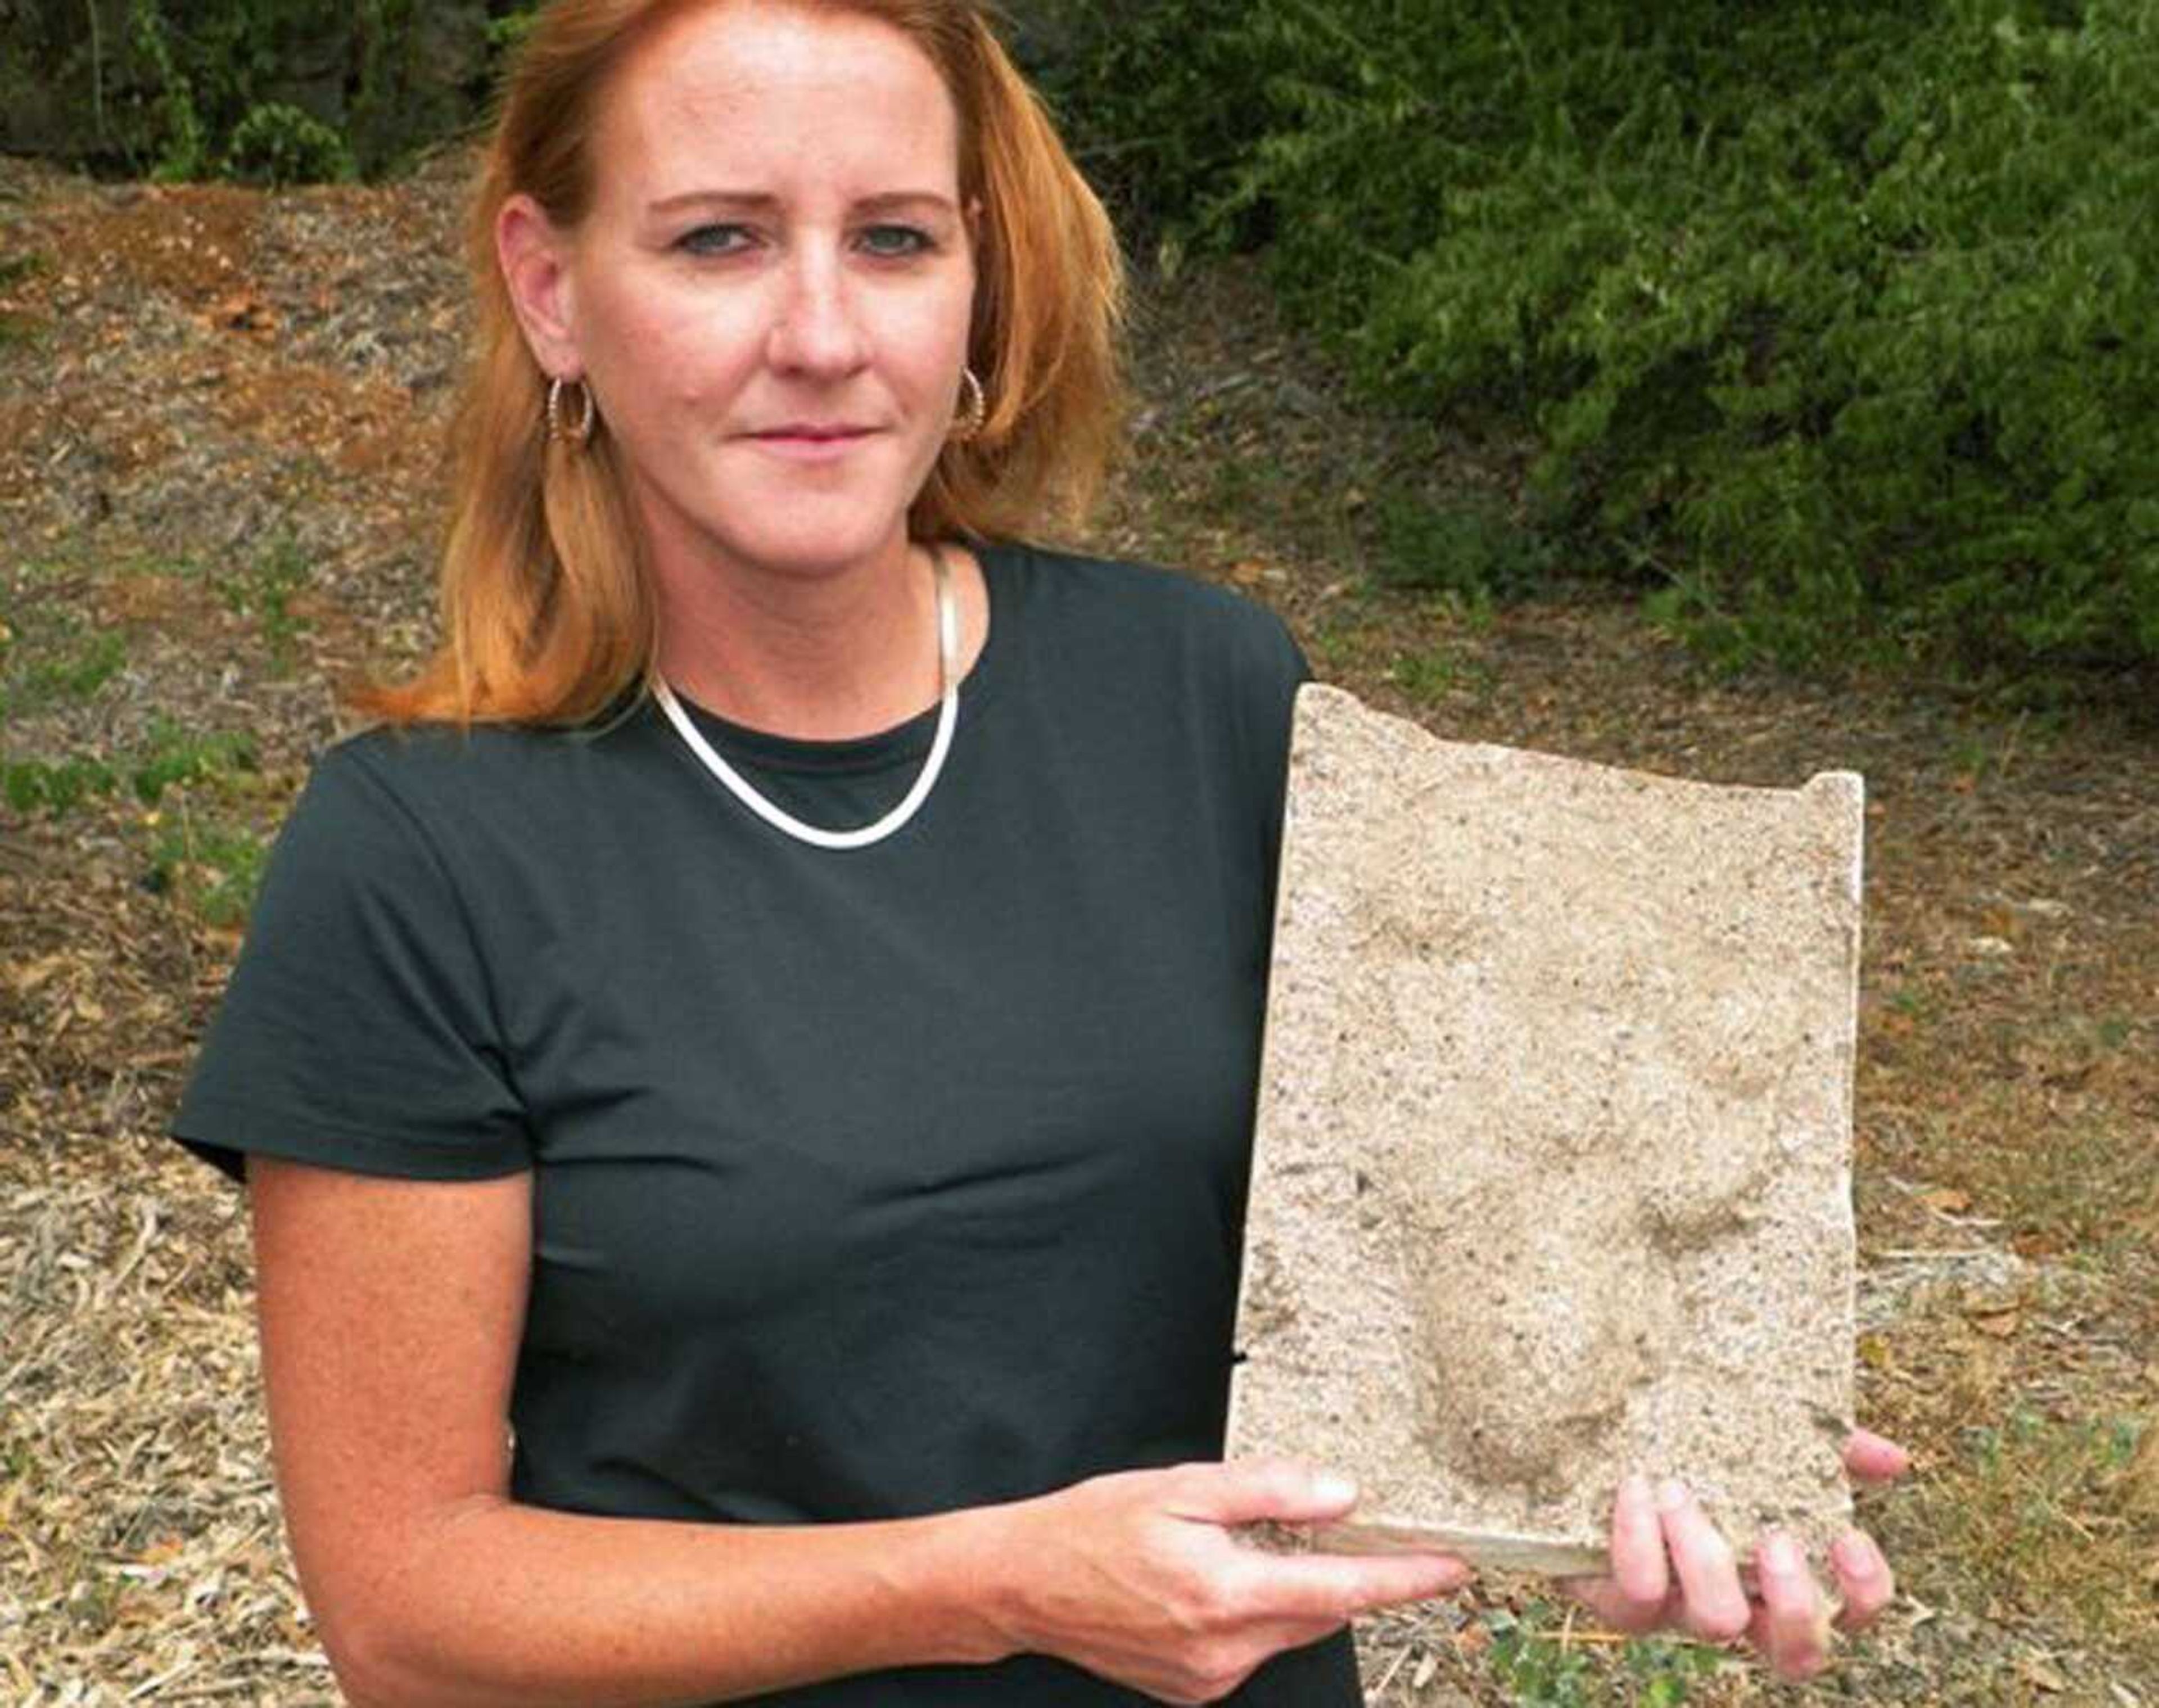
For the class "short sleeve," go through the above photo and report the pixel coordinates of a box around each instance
[169,740,532,1185]
[1229,602,1312,882]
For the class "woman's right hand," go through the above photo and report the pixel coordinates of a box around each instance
[979,1459,1468,1705]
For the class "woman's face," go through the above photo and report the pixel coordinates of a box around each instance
[509,0,977,588]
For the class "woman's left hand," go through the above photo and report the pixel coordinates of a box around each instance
[1561,1429,1910,1680]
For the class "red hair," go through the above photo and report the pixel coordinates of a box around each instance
[354,0,1125,726]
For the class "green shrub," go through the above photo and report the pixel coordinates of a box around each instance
[1046,0,2159,683]
[484,3,544,61]
[1373,489,1556,603]
[128,0,210,182]
[1031,0,1272,242]
[224,101,353,186]
[92,0,503,183]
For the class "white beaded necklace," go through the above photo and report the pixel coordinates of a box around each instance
[652,545,959,852]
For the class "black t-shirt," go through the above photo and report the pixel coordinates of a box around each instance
[171,540,1357,1704]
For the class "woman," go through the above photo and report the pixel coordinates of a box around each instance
[169,2,1902,1703]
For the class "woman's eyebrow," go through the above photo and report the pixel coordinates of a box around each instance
[853,192,959,219]
[645,189,780,216]
[645,189,957,218]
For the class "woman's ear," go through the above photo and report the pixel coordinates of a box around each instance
[496,194,581,377]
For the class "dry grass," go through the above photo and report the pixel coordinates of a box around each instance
[2,155,2154,1704]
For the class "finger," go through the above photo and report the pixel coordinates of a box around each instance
[1609,1472,1670,1613]
[1167,1458,1360,1528]
[1830,1529,1895,1630]
[1565,1472,1673,1634]
[1564,1574,1677,1637]
[1656,1481,1751,1643]
[1259,1549,1470,1622]
[1843,1429,1912,1485]
[1751,1531,1830,1679]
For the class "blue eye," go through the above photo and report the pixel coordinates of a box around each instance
[859,225,933,258]
[677,223,753,256]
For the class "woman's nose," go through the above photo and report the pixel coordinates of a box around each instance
[766,250,871,377]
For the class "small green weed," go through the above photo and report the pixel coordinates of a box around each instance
[1639,566,1764,679]
[3,550,87,586]
[2,721,258,819]
[1618,1637,1724,1708]
[1945,731,1995,783]
[217,534,313,672]
[1485,1606,1595,1707]
[1302,600,1388,675]
[1205,449,1295,527]
[1936,708,2062,787]
[1374,489,1554,602]
[1390,643,1491,704]
[1480,1601,1722,1706]
[1304,623,1359,673]
[129,716,259,803]
[1883,985,1936,1024]
[0,629,127,719]
[2,755,120,815]
[1910,1409,2157,1656]
[146,806,269,928]
[1392,646,1458,700]
[0,250,43,346]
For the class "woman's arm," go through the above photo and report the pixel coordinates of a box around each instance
[249,1157,1465,1708]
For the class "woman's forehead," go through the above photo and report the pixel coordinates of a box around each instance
[591,2,961,204]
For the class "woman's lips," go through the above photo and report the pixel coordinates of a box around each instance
[747,427,876,461]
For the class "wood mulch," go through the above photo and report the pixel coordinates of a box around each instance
[2,150,2153,1705]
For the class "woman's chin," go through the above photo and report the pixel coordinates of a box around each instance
[643,490,915,581]
[709,524,913,580]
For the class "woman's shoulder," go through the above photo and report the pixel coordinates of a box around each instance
[995,537,1275,617]
[988,539,1306,670]
[286,710,657,864]
[319,706,642,793]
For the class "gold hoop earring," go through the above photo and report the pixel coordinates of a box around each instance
[548,374,597,448]
[951,367,987,442]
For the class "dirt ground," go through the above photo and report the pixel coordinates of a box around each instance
[2,155,2153,1706]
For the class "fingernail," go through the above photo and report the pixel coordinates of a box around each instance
[1315,1470,1357,1506]
[1620,1471,1652,1504]
[1655,1477,1689,1512]
[1832,1530,1880,1575]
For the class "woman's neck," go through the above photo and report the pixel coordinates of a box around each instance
[652,539,983,742]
